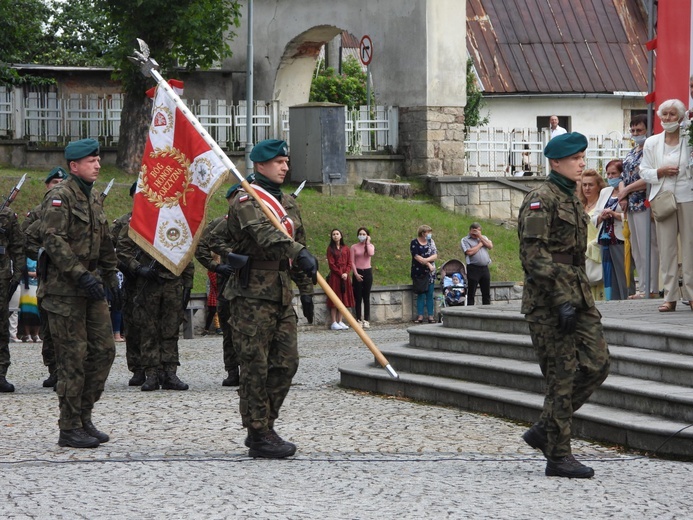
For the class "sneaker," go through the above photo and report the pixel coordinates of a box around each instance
[9,335,19,342]
[362,320,370,329]
[330,322,342,331]
[338,321,349,329]
[32,335,41,342]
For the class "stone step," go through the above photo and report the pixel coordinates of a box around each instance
[440,307,693,354]
[377,343,693,423]
[339,361,693,458]
[404,328,693,386]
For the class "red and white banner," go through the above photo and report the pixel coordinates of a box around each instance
[649,1,693,131]
[129,80,230,276]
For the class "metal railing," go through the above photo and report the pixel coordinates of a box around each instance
[464,127,632,176]
[0,87,398,154]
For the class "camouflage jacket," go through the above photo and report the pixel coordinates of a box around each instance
[517,178,594,315]
[37,176,117,297]
[117,223,194,287]
[111,212,131,249]
[195,215,226,271]
[21,203,41,234]
[0,207,26,282]
[222,188,312,305]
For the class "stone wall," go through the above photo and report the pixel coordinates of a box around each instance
[428,176,546,221]
[188,281,523,334]
[399,106,466,177]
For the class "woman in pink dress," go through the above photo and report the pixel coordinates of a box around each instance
[326,229,355,330]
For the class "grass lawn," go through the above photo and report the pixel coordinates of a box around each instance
[0,165,524,292]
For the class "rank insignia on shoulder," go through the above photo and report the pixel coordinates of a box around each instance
[529,201,541,210]
[239,195,249,202]
[51,199,62,207]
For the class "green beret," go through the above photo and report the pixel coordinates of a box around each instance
[249,139,288,163]
[45,166,68,184]
[544,132,588,159]
[129,182,137,197]
[65,138,100,161]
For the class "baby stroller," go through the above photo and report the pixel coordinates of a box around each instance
[438,259,468,322]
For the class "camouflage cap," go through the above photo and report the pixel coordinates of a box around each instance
[249,139,288,163]
[65,138,100,161]
[544,132,588,159]
[45,166,68,184]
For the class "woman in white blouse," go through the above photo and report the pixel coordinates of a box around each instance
[640,99,693,312]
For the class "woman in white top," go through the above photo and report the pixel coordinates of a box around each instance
[640,98,693,312]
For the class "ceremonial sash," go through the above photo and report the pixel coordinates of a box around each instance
[239,185,295,238]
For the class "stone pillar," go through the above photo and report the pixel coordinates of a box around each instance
[399,106,466,177]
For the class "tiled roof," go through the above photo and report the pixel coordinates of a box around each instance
[466,0,650,94]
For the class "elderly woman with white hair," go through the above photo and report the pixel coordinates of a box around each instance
[640,98,693,312]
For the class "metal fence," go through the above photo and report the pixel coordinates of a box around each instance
[464,127,632,176]
[0,87,398,154]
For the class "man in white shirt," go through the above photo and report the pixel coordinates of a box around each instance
[549,115,567,139]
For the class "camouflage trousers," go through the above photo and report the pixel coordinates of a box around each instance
[42,295,115,430]
[229,296,298,432]
[130,276,184,370]
[122,280,142,372]
[217,298,239,371]
[38,298,56,370]
[0,276,10,371]
[527,305,610,457]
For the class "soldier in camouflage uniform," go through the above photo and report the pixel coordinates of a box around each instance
[117,223,194,392]
[38,139,119,448]
[111,183,145,387]
[223,139,318,459]
[0,196,26,392]
[195,186,240,387]
[517,132,610,478]
[21,166,68,389]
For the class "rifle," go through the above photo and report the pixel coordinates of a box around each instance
[99,178,115,202]
[0,174,26,234]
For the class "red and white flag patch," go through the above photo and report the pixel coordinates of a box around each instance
[529,201,541,210]
[51,199,62,207]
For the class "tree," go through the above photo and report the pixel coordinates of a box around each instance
[0,0,53,85]
[310,56,367,109]
[464,58,489,135]
[98,0,242,173]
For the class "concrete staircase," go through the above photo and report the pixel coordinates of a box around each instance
[339,303,693,458]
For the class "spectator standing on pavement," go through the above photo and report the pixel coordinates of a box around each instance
[410,225,437,323]
[223,139,318,459]
[326,229,355,331]
[461,223,493,305]
[351,227,375,329]
[38,138,119,448]
[517,132,610,478]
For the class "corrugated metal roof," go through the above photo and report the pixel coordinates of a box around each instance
[467,0,649,94]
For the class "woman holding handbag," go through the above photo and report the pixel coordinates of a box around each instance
[410,225,438,323]
[579,169,606,301]
[640,99,693,312]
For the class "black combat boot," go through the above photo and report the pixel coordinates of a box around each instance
[128,369,145,386]
[0,375,15,393]
[222,367,240,387]
[161,370,189,390]
[545,455,595,478]
[58,428,100,448]
[140,369,160,391]
[82,419,110,443]
[247,428,297,459]
[522,422,548,457]
[43,366,57,388]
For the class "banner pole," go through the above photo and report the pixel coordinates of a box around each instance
[129,40,398,379]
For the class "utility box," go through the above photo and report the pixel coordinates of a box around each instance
[289,103,346,184]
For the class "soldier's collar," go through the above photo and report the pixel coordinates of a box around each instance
[548,171,576,196]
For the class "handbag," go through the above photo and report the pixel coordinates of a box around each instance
[412,275,430,294]
[649,190,677,222]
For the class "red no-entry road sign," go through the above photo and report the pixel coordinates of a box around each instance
[359,35,373,66]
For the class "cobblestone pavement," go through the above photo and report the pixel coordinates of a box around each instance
[1,323,692,519]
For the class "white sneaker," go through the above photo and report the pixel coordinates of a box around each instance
[330,322,342,331]
[362,320,370,329]
[338,321,349,329]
